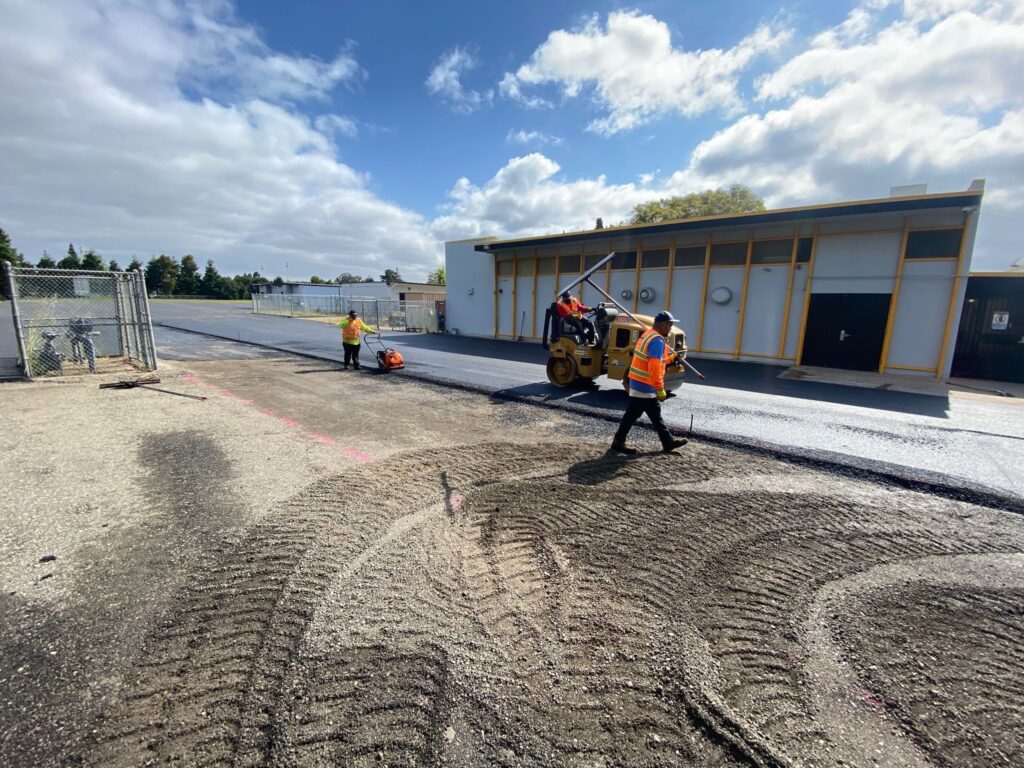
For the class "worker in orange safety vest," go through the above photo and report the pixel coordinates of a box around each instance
[556,290,596,344]
[611,310,687,454]
[338,309,375,370]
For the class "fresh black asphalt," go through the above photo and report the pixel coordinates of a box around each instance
[148,301,1024,504]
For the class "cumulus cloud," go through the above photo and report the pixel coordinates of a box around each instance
[499,11,790,134]
[506,129,564,146]
[446,2,1022,269]
[425,47,493,113]
[0,0,439,279]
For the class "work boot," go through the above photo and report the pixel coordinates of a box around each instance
[662,438,688,453]
[343,365,349,370]
[611,441,638,455]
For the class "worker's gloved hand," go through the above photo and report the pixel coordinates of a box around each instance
[657,389,668,402]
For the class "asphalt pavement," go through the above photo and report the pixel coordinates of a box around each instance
[151,300,1024,501]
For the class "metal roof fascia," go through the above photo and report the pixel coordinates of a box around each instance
[474,192,984,253]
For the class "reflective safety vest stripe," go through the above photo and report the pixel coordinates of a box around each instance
[627,329,668,390]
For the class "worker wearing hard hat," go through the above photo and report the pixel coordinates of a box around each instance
[556,290,596,344]
[611,310,687,454]
[338,310,375,370]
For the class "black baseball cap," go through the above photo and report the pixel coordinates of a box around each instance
[654,311,677,323]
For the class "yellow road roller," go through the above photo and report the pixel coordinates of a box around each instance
[541,252,704,389]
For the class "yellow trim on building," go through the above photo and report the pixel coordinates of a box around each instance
[794,226,820,366]
[734,233,754,357]
[777,230,800,358]
[665,241,676,311]
[878,218,910,373]
[935,212,974,379]
[696,239,712,351]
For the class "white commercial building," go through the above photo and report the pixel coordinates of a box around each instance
[445,182,984,379]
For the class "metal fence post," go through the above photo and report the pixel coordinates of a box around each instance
[134,270,159,371]
[3,261,31,379]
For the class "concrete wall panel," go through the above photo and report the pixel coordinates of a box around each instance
[741,266,791,356]
[445,241,493,337]
[886,260,957,370]
[812,232,901,294]
[668,269,704,345]
[701,268,745,352]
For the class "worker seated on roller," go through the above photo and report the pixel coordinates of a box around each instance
[555,290,597,345]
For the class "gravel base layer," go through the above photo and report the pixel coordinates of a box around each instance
[1,354,1022,767]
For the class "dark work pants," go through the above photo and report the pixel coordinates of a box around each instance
[343,343,361,368]
[614,396,673,447]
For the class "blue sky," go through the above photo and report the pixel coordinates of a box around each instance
[1,0,1022,280]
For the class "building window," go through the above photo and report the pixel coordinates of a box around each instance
[641,249,670,268]
[537,257,556,275]
[584,253,608,271]
[516,257,535,276]
[751,239,794,265]
[710,242,748,266]
[496,259,514,276]
[796,237,813,263]
[558,253,581,274]
[675,245,706,267]
[905,229,962,259]
[611,251,637,270]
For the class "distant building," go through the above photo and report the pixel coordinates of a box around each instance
[446,182,986,381]
[253,280,444,302]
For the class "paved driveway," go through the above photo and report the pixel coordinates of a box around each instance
[151,300,1024,499]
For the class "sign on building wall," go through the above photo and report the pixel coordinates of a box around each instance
[992,311,1009,331]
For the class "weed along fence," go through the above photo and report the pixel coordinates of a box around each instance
[251,293,442,333]
[3,262,158,379]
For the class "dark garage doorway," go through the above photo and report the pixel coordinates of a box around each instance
[951,276,1024,383]
[801,293,892,371]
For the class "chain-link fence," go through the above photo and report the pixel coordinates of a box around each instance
[3,263,158,379]
[251,293,441,332]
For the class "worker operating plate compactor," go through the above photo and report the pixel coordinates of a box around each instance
[542,251,704,389]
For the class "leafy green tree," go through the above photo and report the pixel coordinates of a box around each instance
[628,185,765,225]
[426,266,446,285]
[272,276,284,286]
[37,251,56,268]
[595,218,604,229]
[108,259,121,272]
[145,255,178,294]
[58,243,82,270]
[0,227,30,267]
[127,258,143,272]
[309,275,326,284]
[333,272,363,284]
[363,275,375,282]
[81,249,105,270]
[177,254,201,295]
[380,268,403,285]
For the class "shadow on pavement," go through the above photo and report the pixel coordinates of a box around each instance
[567,452,638,486]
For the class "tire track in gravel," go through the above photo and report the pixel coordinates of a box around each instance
[85,441,1024,767]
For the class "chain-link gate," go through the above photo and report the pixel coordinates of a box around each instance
[2,262,157,379]
[251,293,440,333]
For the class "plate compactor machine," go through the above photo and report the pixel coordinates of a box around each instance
[542,251,704,390]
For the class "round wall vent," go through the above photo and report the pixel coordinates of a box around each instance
[638,287,656,303]
[620,288,633,301]
[710,286,733,305]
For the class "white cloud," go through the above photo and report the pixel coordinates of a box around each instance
[430,154,673,242]
[500,11,790,134]
[446,2,1023,269]
[425,47,493,113]
[314,114,359,138]
[505,129,564,146]
[0,0,440,280]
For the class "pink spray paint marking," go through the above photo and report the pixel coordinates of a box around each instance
[450,494,464,509]
[310,433,337,445]
[343,447,373,463]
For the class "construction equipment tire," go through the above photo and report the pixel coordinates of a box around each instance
[546,356,578,388]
